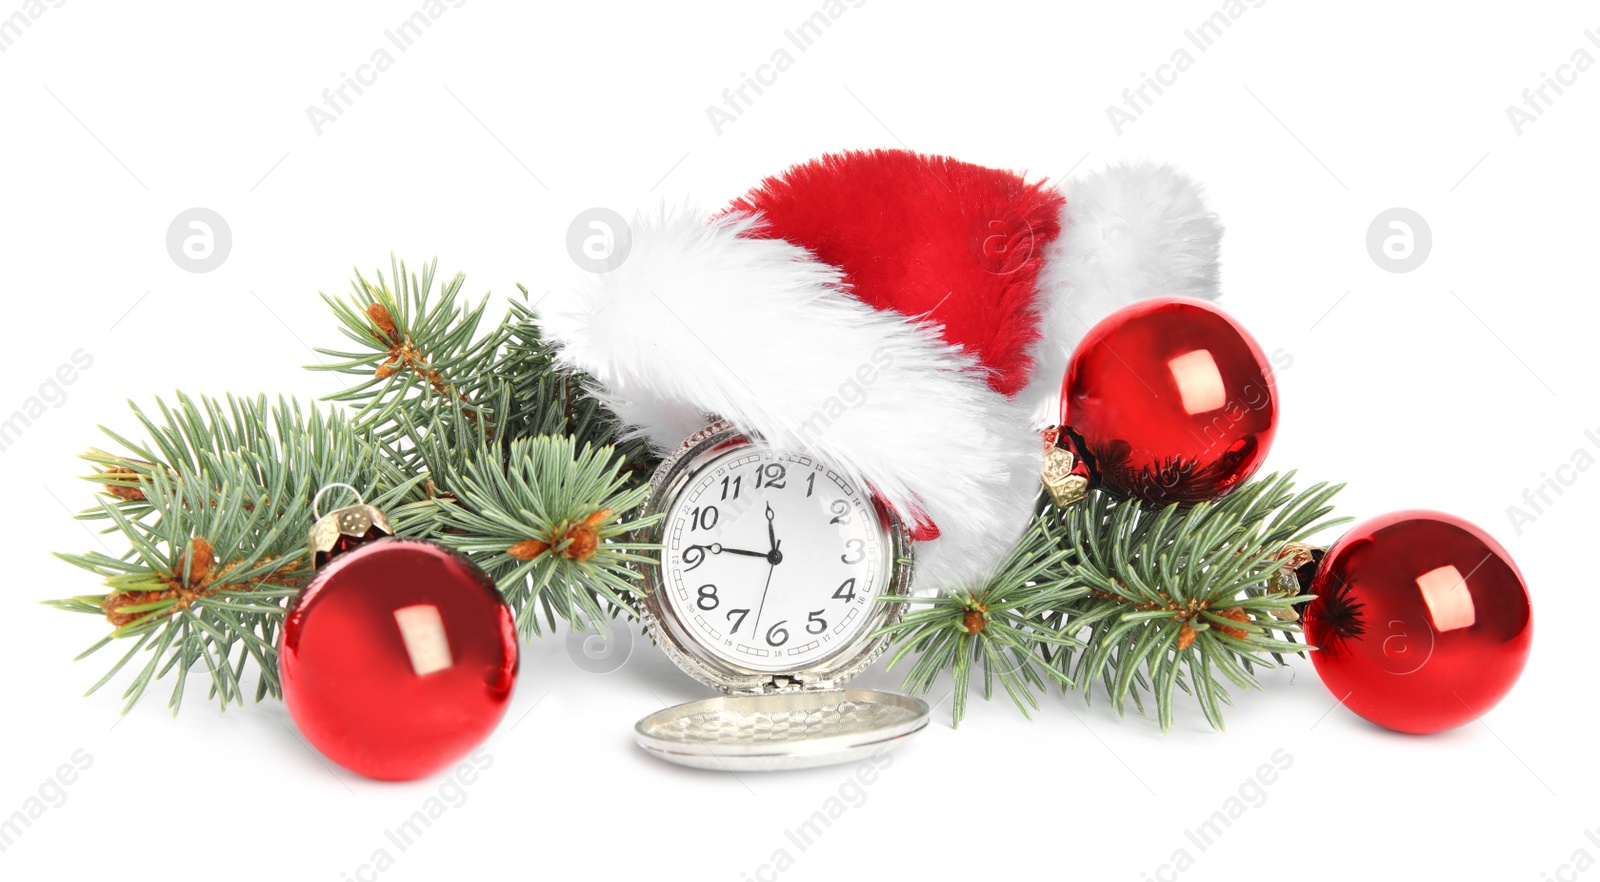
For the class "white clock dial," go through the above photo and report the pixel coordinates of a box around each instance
[660,446,888,673]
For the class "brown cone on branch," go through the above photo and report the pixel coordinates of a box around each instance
[1216,607,1252,640]
[367,302,398,343]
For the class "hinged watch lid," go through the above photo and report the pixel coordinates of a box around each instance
[633,689,928,772]
[631,420,930,771]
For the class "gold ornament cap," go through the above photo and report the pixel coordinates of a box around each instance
[1267,541,1325,621]
[308,483,394,567]
[1040,427,1091,507]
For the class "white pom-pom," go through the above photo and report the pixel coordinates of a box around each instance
[1018,162,1224,424]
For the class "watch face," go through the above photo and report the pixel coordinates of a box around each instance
[658,443,891,674]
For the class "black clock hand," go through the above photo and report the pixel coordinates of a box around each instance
[765,503,778,555]
[761,503,785,565]
[707,544,768,559]
[682,543,772,571]
[751,556,777,636]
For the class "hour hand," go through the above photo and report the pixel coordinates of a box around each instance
[708,543,768,558]
[682,543,767,571]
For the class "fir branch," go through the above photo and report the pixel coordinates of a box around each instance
[50,393,421,713]
[481,292,653,478]
[369,293,653,488]
[1047,473,1347,731]
[79,392,415,526]
[379,385,509,518]
[874,514,1084,727]
[307,267,652,486]
[309,255,500,447]
[869,474,1345,730]
[427,435,659,638]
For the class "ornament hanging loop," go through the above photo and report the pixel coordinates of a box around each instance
[309,483,394,567]
[312,482,365,520]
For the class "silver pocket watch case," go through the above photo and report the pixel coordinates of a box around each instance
[633,420,930,771]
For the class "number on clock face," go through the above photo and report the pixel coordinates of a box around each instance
[663,448,886,672]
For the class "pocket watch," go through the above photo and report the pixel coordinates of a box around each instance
[633,420,930,771]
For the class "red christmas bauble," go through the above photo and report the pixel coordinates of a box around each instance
[280,537,519,780]
[1302,511,1532,735]
[1059,297,1277,505]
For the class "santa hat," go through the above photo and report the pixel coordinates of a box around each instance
[538,149,1222,592]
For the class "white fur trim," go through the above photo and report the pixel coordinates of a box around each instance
[538,210,1041,593]
[1018,162,1224,424]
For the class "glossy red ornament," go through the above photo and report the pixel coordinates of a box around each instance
[1302,511,1532,735]
[1058,297,1277,505]
[280,537,519,780]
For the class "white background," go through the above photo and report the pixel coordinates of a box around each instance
[2,2,1594,880]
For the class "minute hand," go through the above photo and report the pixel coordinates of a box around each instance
[751,556,778,635]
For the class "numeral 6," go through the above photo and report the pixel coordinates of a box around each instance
[765,621,789,647]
